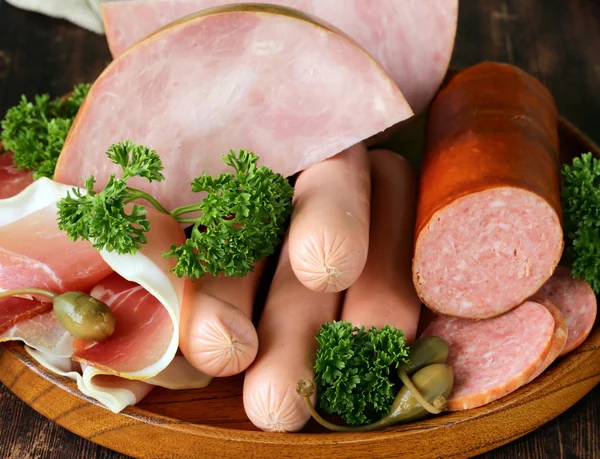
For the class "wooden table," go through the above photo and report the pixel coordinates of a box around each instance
[0,0,598,457]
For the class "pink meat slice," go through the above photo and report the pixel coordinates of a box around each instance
[55,5,413,211]
[0,205,113,294]
[537,266,598,356]
[0,297,52,335]
[0,152,34,199]
[421,301,555,411]
[101,0,458,114]
[73,273,174,374]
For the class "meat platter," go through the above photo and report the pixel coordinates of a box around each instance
[0,106,597,459]
[0,2,598,458]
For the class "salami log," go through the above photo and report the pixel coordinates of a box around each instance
[537,266,597,356]
[421,301,555,411]
[55,4,411,212]
[413,62,564,319]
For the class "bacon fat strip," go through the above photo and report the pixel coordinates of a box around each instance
[537,266,597,356]
[243,240,341,432]
[421,300,556,411]
[413,62,563,319]
[179,261,265,377]
[288,142,371,293]
[341,149,420,342]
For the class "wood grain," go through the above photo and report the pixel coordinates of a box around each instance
[0,0,599,458]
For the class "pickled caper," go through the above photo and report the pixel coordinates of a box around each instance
[53,292,116,342]
[0,288,115,342]
[400,335,449,375]
[297,363,454,432]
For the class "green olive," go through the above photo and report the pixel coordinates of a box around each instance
[53,292,116,342]
[387,363,454,424]
[400,335,449,375]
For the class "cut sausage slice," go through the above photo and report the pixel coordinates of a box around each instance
[243,239,341,432]
[55,4,412,212]
[421,300,555,411]
[413,62,564,319]
[179,261,264,377]
[288,143,371,292]
[526,295,568,382]
[101,0,458,114]
[537,266,597,356]
[341,149,420,342]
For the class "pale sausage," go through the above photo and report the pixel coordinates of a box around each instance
[179,261,264,377]
[243,240,341,432]
[341,149,420,342]
[288,142,371,293]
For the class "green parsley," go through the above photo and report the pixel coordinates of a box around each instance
[314,321,409,426]
[561,152,600,293]
[1,83,91,179]
[57,140,294,280]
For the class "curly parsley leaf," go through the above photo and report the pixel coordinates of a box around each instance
[164,149,294,279]
[561,152,600,293]
[57,143,293,279]
[0,83,90,179]
[57,174,152,254]
[314,321,409,426]
[106,140,165,182]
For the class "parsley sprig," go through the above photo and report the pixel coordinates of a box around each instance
[1,84,91,179]
[314,321,409,426]
[57,140,294,280]
[561,152,600,293]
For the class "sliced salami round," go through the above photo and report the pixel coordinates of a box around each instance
[537,266,598,356]
[421,301,555,411]
[526,295,568,382]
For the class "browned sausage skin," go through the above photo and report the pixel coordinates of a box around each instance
[413,62,563,319]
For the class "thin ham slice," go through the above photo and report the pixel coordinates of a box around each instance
[0,179,211,413]
[0,297,51,334]
[0,179,113,295]
[101,0,458,114]
[55,4,413,212]
[73,273,174,374]
[0,152,34,199]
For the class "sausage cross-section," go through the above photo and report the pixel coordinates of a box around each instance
[421,300,555,411]
[413,62,564,319]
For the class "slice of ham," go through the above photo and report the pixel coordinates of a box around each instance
[101,0,458,114]
[0,179,211,413]
[55,4,413,212]
[0,178,113,295]
[0,297,51,335]
[0,152,34,199]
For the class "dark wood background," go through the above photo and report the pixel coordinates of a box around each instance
[0,0,598,458]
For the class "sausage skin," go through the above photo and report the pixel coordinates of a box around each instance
[288,142,371,293]
[179,261,264,377]
[341,149,420,343]
[413,62,563,319]
[243,240,341,432]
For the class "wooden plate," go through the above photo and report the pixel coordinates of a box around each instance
[1,108,599,459]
